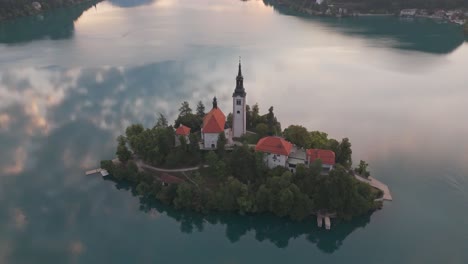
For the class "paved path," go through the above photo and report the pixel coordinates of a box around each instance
[136,160,208,173]
[355,175,393,201]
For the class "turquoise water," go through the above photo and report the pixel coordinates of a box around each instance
[1,0,468,263]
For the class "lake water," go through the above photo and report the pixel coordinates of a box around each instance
[1,0,468,263]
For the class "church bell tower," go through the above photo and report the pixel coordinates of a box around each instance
[232,59,247,138]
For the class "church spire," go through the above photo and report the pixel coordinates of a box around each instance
[233,58,246,98]
[212,96,218,109]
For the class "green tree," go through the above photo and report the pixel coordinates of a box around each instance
[196,101,206,118]
[179,101,192,117]
[355,160,370,177]
[206,151,219,177]
[136,182,150,196]
[116,135,132,163]
[266,106,275,135]
[174,182,196,209]
[336,138,353,169]
[155,113,168,128]
[283,125,309,148]
[217,132,227,156]
[229,145,256,184]
[255,123,269,138]
[100,160,114,174]
[251,103,260,127]
[309,131,329,149]
[125,124,144,139]
[246,104,253,129]
[179,135,188,150]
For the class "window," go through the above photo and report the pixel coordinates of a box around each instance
[236,99,242,105]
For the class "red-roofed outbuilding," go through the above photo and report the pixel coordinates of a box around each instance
[175,125,191,136]
[255,136,293,156]
[306,149,336,166]
[160,173,184,186]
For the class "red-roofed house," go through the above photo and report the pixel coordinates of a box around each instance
[201,97,233,149]
[175,124,191,146]
[255,136,293,168]
[255,136,336,173]
[307,149,336,172]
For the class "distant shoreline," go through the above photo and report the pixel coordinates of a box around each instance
[269,0,468,34]
[0,0,103,22]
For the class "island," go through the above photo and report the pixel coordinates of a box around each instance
[99,61,391,228]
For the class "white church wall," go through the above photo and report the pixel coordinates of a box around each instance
[203,133,219,149]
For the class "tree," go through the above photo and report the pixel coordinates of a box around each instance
[100,160,114,174]
[125,124,144,139]
[246,104,252,129]
[177,135,188,151]
[283,125,309,148]
[179,101,192,117]
[229,145,256,184]
[206,151,219,177]
[226,113,233,129]
[136,182,150,196]
[267,106,275,135]
[196,101,205,118]
[355,160,370,177]
[174,182,196,209]
[217,132,227,156]
[336,138,352,169]
[116,135,131,163]
[155,113,168,128]
[251,103,260,127]
[255,123,269,138]
[309,131,329,149]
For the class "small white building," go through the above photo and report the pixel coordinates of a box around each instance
[175,124,190,147]
[400,9,417,17]
[255,136,292,169]
[255,136,336,173]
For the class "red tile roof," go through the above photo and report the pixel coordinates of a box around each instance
[306,149,336,165]
[175,125,191,136]
[255,136,293,156]
[160,173,184,184]
[202,107,226,133]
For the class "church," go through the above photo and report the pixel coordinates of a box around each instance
[176,61,247,149]
[200,61,247,149]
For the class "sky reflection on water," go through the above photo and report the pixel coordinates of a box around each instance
[0,0,468,263]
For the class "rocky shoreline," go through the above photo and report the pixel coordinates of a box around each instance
[0,0,103,22]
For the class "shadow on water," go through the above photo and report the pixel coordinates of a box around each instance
[106,177,372,253]
[108,0,157,8]
[0,1,101,44]
[263,0,465,54]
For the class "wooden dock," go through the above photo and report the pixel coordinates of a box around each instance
[85,168,102,175]
[317,215,323,228]
[324,216,331,230]
[316,212,334,230]
[85,168,109,176]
